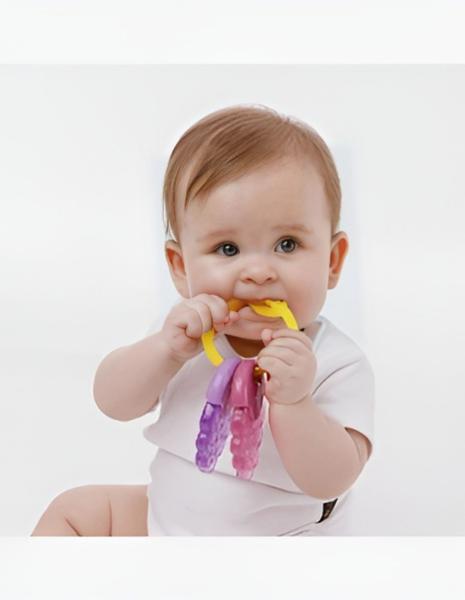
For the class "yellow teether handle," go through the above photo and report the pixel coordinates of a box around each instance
[201,298,298,367]
[201,299,243,367]
[201,328,223,367]
[249,299,298,331]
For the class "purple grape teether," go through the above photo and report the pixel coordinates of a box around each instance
[195,357,241,472]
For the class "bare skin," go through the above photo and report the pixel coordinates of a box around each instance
[31,484,148,536]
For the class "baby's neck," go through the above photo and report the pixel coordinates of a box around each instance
[226,325,310,358]
[224,335,265,358]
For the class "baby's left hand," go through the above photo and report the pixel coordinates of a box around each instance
[256,328,317,405]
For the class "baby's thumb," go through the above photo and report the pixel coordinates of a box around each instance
[261,329,273,345]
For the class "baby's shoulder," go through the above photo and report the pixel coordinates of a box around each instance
[313,315,370,371]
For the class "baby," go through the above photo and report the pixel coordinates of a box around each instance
[32,104,375,536]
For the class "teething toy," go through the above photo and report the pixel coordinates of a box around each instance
[195,357,241,473]
[201,299,298,367]
[229,360,266,480]
[195,298,298,479]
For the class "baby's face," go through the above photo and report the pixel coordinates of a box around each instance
[168,157,348,339]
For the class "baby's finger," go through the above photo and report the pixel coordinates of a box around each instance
[182,299,217,336]
[260,336,311,356]
[258,346,295,367]
[266,328,313,349]
[256,355,287,380]
[192,294,227,324]
[182,304,209,338]
[185,294,217,337]
[261,328,273,345]
[214,310,240,332]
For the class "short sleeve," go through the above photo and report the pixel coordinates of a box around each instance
[312,354,375,456]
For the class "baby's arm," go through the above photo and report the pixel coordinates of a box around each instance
[93,294,237,422]
[93,332,185,421]
[269,395,370,500]
[256,328,372,499]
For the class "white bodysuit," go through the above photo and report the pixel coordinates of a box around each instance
[143,313,375,536]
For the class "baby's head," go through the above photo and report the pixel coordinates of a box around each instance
[162,104,349,341]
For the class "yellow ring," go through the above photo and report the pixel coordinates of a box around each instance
[201,299,298,367]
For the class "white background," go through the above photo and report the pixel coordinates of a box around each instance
[1,64,464,538]
[0,2,465,598]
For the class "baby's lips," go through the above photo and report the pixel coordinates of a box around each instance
[228,297,281,311]
[227,298,249,312]
[238,305,279,321]
[227,298,289,322]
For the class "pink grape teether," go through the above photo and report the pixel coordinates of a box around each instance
[229,360,266,480]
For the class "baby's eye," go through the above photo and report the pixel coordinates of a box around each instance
[214,238,299,256]
[215,243,238,257]
[276,238,298,253]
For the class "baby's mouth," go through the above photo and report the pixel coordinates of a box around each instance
[226,298,285,324]
[228,297,282,310]
[236,305,280,322]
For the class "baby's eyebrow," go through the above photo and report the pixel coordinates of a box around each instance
[200,224,313,242]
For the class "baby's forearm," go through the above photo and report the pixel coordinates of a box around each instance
[268,394,363,500]
[93,332,184,421]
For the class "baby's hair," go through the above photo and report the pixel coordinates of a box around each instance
[162,104,341,241]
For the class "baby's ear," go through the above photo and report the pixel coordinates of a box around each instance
[165,240,190,298]
[327,231,349,289]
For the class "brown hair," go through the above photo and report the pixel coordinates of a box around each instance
[162,104,341,241]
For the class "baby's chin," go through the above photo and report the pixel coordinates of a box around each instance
[220,318,274,340]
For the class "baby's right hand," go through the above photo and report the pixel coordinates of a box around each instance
[160,294,240,364]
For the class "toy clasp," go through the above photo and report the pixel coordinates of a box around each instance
[201,298,298,367]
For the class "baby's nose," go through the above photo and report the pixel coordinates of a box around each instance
[240,263,277,285]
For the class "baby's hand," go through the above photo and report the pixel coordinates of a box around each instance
[160,294,240,364]
[257,328,317,405]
